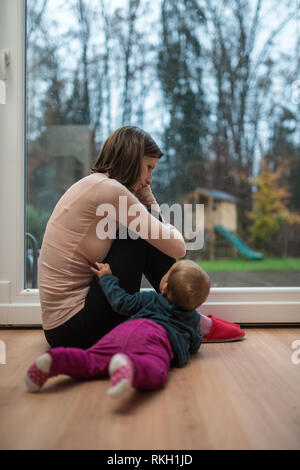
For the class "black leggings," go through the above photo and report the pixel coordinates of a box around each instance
[44,225,176,349]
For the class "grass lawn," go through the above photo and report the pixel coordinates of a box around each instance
[194,258,300,272]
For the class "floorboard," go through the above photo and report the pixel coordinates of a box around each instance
[0,327,300,450]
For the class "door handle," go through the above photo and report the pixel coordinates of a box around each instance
[0,50,10,104]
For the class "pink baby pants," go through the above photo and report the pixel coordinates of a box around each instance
[47,318,174,390]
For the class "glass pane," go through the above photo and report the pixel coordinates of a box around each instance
[25,0,300,289]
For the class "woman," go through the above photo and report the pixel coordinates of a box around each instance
[38,126,186,349]
[39,126,243,349]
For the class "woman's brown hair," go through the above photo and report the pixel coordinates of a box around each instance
[90,126,164,190]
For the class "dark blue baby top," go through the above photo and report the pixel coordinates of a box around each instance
[98,274,202,367]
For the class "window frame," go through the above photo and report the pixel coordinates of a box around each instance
[0,0,299,326]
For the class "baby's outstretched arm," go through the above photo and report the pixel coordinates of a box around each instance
[90,262,146,316]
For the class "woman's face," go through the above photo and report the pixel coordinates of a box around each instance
[132,156,159,192]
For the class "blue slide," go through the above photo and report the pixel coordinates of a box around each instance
[214,225,264,261]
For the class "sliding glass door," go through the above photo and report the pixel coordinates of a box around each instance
[0,0,299,325]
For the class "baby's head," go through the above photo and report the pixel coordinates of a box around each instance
[159,260,210,311]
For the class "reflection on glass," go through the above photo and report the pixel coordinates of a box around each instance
[25,0,300,288]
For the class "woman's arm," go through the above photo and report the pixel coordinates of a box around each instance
[100,179,186,259]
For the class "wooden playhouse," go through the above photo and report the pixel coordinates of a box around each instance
[184,187,263,260]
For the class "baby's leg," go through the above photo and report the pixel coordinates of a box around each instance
[106,329,172,399]
[126,320,172,390]
[25,340,114,392]
[107,353,135,398]
[198,313,213,337]
[106,350,170,399]
[129,351,170,390]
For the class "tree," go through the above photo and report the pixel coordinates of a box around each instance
[110,0,154,128]
[264,34,300,213]
[265,104,300,211]
[157,0,208,203]
[41,51,68,125]
[204,0,295,233]
[289,153,300,211]
[247,158,300,254]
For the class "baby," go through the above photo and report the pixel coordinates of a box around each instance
[25,260,210,398]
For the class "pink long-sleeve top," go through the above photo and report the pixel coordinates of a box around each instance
[38,173,186,330]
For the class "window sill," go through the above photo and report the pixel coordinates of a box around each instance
[1,284,299,326]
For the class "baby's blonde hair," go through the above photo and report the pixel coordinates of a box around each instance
[166,260,210,311]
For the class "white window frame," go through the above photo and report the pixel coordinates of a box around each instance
[0,0,299,326]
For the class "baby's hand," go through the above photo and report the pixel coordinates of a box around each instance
[90,262,112,279]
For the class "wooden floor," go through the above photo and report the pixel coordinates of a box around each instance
[0,327,300,450]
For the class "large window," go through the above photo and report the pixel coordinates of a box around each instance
[25,0,300,290]
[0,0,299,326]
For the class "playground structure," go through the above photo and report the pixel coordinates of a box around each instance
[184,187,264,261]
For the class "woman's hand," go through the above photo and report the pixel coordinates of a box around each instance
[134,184,157,207]
[90,262,112,279]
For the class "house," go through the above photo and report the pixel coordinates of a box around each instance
[184,187,239,259]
